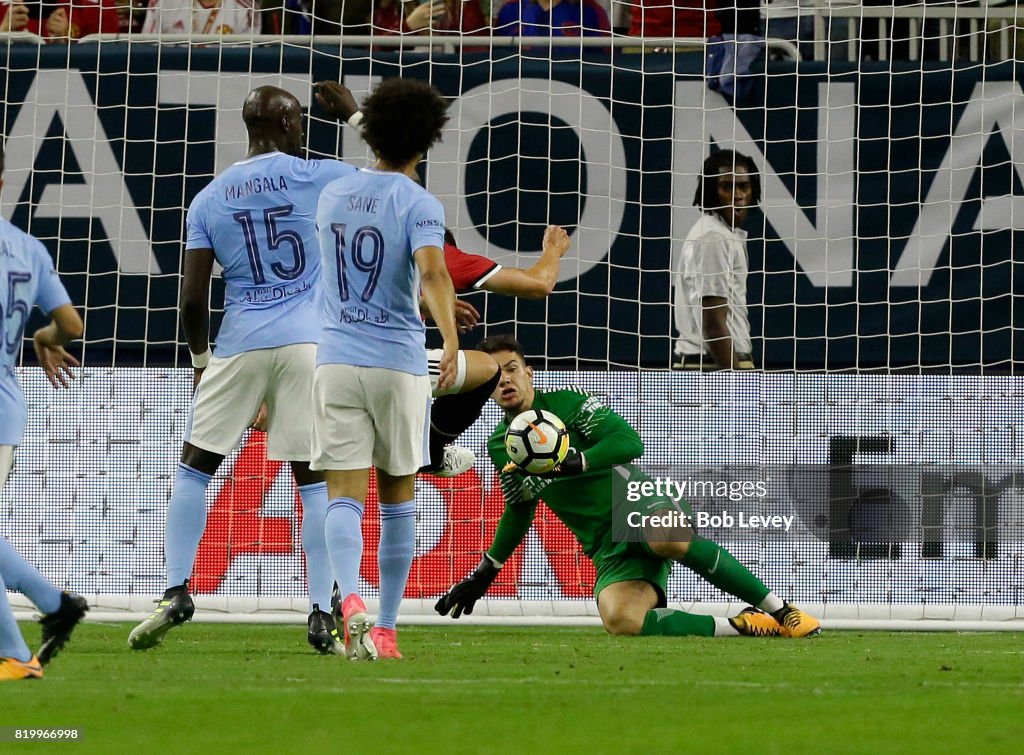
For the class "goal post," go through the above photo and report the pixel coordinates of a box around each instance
[2,19,1023,630]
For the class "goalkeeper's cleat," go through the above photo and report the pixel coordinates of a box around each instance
[729,606,782,638]
[339,593,377,661]
[370,627,403,659]
[0,655,43,681]
[128,582,195,650]
[424,445,476,478]
[773,603,822,638]
[307,603,344,656]
[38,591,89,666]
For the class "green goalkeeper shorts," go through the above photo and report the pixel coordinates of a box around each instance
[591,467,695,605]
[593,473,696,610]
[591,536,671,608]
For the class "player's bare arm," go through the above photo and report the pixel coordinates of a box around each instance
[416,244,459,391]
[701,295,735,369]
[180,247,214,388]
[31,303,83,390]
[482,224,570,299]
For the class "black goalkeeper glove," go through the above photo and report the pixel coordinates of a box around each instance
[434,555,501,619]
[537,450,587,478]
[502,451,587,480]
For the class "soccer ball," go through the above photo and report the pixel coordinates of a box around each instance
[504,409,570,475]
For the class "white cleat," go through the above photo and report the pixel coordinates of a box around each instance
[431,445,476,477]
[346,614,378,661]
[340,594,378,661]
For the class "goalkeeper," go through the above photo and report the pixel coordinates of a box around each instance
[435,334,821,638]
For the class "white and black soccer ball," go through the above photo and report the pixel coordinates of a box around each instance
[504,409,570,475]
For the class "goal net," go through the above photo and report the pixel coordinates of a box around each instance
[2,2,1022,629]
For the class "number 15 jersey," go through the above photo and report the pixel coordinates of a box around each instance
[0,219,72,446]
[315,168,446,376]
[185,151,356,358]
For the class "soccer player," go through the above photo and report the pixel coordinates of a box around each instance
[443,225,569,301]
[0,141,89,680]
[671,149,759,371]
[435,334,822,639]
[128,85,358,655]
[315,81,574,481]
[419,224,572,475]
[312,77,458,661]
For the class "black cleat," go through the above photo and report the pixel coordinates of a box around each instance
[38,592,89,666]
[330,581,341,617]
[307,603,344,656]
[128,582,195,650]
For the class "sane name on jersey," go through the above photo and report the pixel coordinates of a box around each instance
[347,196,380,213]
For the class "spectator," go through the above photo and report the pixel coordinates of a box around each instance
[705,1,763,103]
[0,1,39,35]
[626,0,720,40]
[494,0,610,37]
[114,0,147,32]
[48,0,120,38]
[273,0,371,35]
[672,149,760,371]
[1,0,119,40]
[373,0,487,36]
[141,0,261,34]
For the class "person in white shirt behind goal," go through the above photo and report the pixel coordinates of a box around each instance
[0,140,89,680]
[672,149,760,371]
[128,85,358,655]
[140,0,261,35]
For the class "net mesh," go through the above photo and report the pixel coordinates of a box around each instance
[2,2,1023,621]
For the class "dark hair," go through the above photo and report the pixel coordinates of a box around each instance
[361,78,449,167]
[692,149,761,210]
[443,228,457,247]
[476,334,527,361]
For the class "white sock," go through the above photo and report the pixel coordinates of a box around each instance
[714,617,740,636]
[758,593,786,614]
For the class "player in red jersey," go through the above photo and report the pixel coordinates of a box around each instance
[443,225,568,299]
[421,224,570,475]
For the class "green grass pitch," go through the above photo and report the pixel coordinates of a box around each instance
[4,622,1022,753]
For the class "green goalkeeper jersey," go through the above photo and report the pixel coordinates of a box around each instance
[485,388,646,562]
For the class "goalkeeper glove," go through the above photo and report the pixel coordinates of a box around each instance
[434,555,501,618]
[546,450,587,477]
[501,451,587,479]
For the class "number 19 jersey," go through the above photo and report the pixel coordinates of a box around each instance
[315,168,446,375]
[185,151,356,358]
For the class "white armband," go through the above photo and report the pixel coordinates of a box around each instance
[484,553,504,569]
[190,348,212,369]
[347,111,364,129]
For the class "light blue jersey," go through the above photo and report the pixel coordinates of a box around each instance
[315,168,445,375]
[185,151,357,358]
[0,219,72,446]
